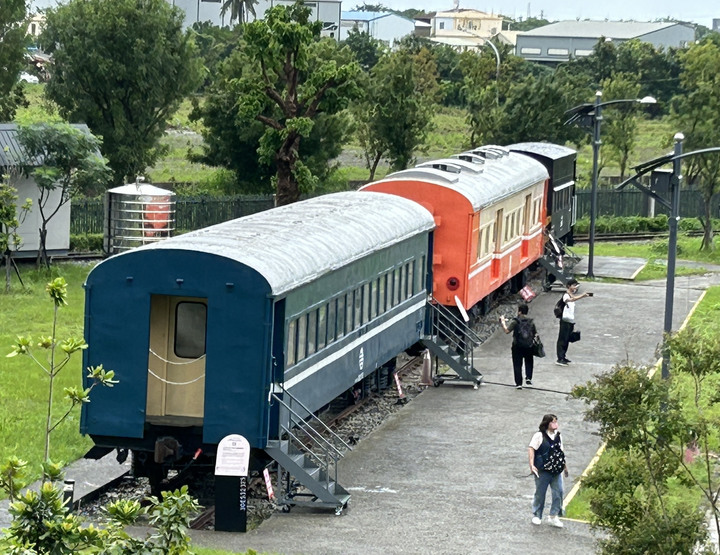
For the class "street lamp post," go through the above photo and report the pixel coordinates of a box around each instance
[661,133,684,379]
[565,93,657,278]
[589,91,603,279]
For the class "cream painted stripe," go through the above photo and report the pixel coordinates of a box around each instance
[283,298,426,390]
[563,287,707,516]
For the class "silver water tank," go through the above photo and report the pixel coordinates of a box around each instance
[104,182,176,254]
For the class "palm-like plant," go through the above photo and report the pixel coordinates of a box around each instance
[220,0,257,24]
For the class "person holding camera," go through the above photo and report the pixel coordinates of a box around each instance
[556,279,593,366]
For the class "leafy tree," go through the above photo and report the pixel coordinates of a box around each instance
[17,123,111,268]
[466,71,589,147]
[343,28,385,72]
[235,3,361,205]
[0,176,32,292]
[354,46,440,177]
[572,359,712,554]
[505,16,550,32]
[0,0,28,120]
[672,38,720,251]
[40,0,203,185]
[221,0,258,24]
[191,38,354,194]
[7,277,117,464]
[615,39,681,109]
[191,21,243,92]
[601,74,644,180]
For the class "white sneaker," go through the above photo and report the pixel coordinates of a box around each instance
[531,516,542,525]
[548,515,564,528]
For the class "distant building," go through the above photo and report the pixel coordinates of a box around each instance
[168,0,341,39]
[713,18,720,32]
[0,124,82,258]
[340,11,415,46]
[415,8,505,51]
[516,20,695,64]
[27,12,45,38]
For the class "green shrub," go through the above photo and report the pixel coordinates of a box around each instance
[69,233,103,252]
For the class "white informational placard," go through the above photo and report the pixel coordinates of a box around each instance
[215,434,251,477]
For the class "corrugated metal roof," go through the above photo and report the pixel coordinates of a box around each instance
[519,20,679,39]
[508,142,577,161]
[341,11,393,22]
[366,150,549,211]
[0,123,93,168]
[115,191,434,296]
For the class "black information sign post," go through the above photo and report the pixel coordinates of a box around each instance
[215,434,251,532]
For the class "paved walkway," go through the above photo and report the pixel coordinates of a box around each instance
[191,265,720,555]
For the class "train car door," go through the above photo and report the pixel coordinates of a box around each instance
[146,295,207,425]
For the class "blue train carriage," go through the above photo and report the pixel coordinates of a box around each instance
[80,191,435,510]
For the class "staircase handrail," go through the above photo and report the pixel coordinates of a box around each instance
[270,384,352,458]
[427,296,483,347]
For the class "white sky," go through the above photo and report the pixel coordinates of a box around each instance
[30,0,717,29]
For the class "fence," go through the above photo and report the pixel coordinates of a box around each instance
[575,187,720,219]
[70,195,276,235]
[71,189,720,236]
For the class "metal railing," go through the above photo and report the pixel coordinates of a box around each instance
[270,384,352,490]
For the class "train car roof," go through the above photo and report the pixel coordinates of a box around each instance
[367,151,548,211]
[100,191,434,296]
[507,142,577,160]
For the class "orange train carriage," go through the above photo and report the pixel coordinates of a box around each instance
[361,145,559,319]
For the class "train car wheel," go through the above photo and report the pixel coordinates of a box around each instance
[281,505,292,513]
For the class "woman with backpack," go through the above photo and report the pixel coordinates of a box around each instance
[527,413,568,528]
[500,303,537,389]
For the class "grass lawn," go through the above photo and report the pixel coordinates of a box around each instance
[0,262,97,486]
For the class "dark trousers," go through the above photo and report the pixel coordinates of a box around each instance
[556,320,574,361]
[511,345,534,386]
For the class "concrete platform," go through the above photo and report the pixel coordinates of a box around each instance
[190,271,720,555]
[572,255,647,279]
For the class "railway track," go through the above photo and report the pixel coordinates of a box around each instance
[575,230,705,242]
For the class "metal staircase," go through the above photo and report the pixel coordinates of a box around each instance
[420,298,484,388]
[540,231,582,289]
[266,385,352,515]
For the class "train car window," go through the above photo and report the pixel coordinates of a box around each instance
[370,280,378,318]
[362,283,370,324]
[408,262,414,297]
[393,268,401,307]
[174,302,207,359]
[495,209,503,252]
[307,310,317,356]
[346,293,354,333]
[485,226,492,255]
[378,274,387,314]
[400,265,407,300]
[418,256,425,292]
[287,319,296,366]
[354,287,362,328]
[318,305,327,350]
[327,300,336,343]
[296,314,307,362]
[337,297,345,338]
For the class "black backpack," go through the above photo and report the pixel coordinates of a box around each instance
[553,296,566,319]
[514,317,534,348]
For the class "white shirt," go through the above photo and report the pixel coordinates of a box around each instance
[562,292,576,323]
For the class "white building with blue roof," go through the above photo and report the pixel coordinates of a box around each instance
[340,10,415,45]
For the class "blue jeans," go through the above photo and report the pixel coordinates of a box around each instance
[532,470,564,518]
